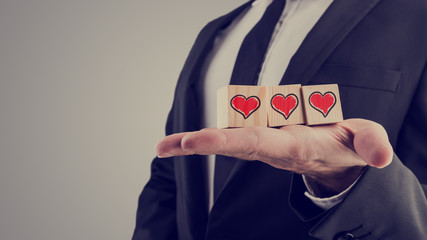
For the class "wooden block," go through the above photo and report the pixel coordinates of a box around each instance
[301,84,343,125]
[267,85,305,127]
[217,85,267,128]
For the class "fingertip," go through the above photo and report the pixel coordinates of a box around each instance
[181,129,224,153]
[353,123,393,168]
[180,133,196,150]
[157,153,172,158]
[364,143,393,168]
[155,138,166,156]
[155,139,174,158]
[154,132,192,158]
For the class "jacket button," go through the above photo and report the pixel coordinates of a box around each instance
[336,232,355,240]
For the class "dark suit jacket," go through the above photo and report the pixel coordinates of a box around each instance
[133,0,427,239]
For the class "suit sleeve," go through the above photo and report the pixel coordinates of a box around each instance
[290,62,427,239]
[131,109,178,240]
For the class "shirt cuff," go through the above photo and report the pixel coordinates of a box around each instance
[302,175,360,211]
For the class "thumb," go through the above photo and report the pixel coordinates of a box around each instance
[342,119,393,168]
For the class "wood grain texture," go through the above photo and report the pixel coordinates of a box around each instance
[301,84,343,125]
[217,85,267,128]
[267,85,305,127]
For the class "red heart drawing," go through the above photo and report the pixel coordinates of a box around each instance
[230,95,261,119]
[271,93,298,120]
[309,91,336,117]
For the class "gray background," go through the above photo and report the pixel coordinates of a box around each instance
[0,1,246,239]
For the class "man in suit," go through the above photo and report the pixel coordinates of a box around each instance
[133,0,427,239]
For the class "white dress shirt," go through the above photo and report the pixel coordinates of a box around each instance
[200,0,354,211]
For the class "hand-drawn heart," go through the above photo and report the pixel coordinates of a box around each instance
[230,95,261,119]
[270,93,298,120]
[309,91,336,117]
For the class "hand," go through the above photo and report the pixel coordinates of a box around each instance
[156,118,393,197]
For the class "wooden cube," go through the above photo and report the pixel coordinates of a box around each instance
[267,85,305,127]
[301,84,343,125]
[217,85,267,128]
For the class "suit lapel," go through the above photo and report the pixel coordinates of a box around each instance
[175,2,254,239]
[215,0,384,202]
[280,0,383,85]
[213,159,246,203]
[183,1,254,88]
[182,1,255,125]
